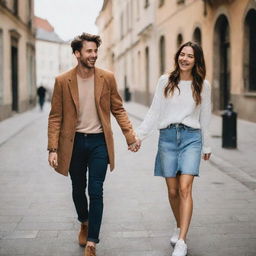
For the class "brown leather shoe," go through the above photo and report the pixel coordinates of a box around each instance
[84,245,96,256]
[78,222,88,246]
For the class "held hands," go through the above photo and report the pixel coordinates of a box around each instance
[128,138,141,152]
[48,152,58,168]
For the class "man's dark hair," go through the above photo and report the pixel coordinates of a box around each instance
[71,33,102,54]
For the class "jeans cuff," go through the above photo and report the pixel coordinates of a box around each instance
[78,217,88,223]
[87,237,99,244]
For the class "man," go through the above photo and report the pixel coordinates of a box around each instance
[48,33,140,256]
[37,85,46,111]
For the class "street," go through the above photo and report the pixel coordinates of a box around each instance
[0,104,256,256]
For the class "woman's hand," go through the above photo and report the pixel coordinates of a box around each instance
[202,153,211,160]
[128,138,141,152]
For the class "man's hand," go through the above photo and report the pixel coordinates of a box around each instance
[48,152,58,168]
[202,153,211,160]
[128,138,141,152]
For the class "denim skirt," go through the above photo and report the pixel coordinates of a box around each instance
[154,124,202,177]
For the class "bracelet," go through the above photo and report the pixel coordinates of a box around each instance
[48,148,57,153]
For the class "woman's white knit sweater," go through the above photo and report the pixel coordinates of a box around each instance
[136,74,212,154]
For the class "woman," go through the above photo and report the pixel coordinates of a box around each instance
[135,41,211,256]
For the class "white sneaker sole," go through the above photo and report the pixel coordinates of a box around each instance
[172,252,188,256]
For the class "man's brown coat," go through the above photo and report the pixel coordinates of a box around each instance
[48,66,136,176]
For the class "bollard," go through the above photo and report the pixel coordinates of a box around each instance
[124,87,131,102]
[222,103,237,148]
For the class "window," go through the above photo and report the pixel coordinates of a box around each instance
[159,0,164,7]
[26,44,35,103]
[213,15,231,109]
[0,30,3,104]
[13,0,18,15]
[159,36,165,74]
[137,50,141,86]
[126,2,130,32]
[177,34,183,49]
[136,0,140,20]
[145,47,150,105]
[120,13,124,39]
[244,9,256,92]
[193,27,202,45]
[111,53,115,71]
[28,0,32,27]
[144,0,149,8]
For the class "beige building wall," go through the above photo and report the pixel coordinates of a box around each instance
[36,40,61,90]
[96,0,114,70]
[97,0,256,122]
[0,0,36,121]
[59,43,76,74]
[36,39,75,93]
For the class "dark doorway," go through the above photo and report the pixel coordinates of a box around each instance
[214,15,230,110]
[244,9,256,92]
[11,45,18,112]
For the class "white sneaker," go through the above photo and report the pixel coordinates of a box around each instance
[170,227,180,247]
[172,239,187,256]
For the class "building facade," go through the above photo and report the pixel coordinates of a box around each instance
[96,0,256,122]
[34,17,75,94]
[0,0,36,121]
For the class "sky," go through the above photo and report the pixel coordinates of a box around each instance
[34,0,104,41]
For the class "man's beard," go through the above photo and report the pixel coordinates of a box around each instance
[80,59,95,69]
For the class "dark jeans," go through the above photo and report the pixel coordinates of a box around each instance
[69,132,109,244]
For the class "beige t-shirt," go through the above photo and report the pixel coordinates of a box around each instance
[76,74,103,133]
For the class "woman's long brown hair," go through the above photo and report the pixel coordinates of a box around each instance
[164,41,206,105]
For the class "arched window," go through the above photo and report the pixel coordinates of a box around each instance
[244,9,256,91]
[177,33,183,49]
[159,36,165,74]
[144,0,149,8]
[159,0,165,7]
[13,0,18,15]
[193,27,202,45]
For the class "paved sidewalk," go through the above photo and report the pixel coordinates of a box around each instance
[124,101,256,191]
[0,105,48,147]
[0,102,255,256]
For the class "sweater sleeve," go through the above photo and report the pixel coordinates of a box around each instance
[136,75,166,140]
[200,80,212,154]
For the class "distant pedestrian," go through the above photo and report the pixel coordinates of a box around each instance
[37,85,46,111]
[135,41,212,256]
[47,33,140,256]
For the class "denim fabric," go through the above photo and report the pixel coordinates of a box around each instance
[154,124,202,177]
[69,132,109,244]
